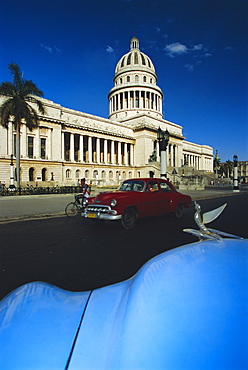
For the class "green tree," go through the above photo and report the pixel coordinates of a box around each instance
[213,151,221,177]
[0,63,45,189]
[224,160,233,179]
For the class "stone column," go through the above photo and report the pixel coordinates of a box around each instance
[35,127,40,159]
[61,132,65,160]
[118,141,122,165]
[48,128,52,160]
[130,144,134,166]
[104,139,108,163]
[79,135,84,162]
[70,133,74,161]
[111,140,115,164]
[96,138,100,163]
[124,143,128,165]
[109,99,112,116]
[173,145,176,167]
[88,136,92,163]
[22,124,27,158]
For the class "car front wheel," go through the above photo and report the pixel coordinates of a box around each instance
[121,208,137,229]
[175,204,184,218]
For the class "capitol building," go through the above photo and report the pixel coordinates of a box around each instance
[0,37,213,187]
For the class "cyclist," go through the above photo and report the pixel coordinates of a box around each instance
[76,178,90,206]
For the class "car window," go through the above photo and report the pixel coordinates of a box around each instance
[119,180,145,192]
[132,182,144,191]
[160,182,172,192]
[119,181,132,191]
[146,181,159,192]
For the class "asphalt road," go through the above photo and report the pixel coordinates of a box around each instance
[0,194,247,301]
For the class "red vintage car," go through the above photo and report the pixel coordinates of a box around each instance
[83,178,192,229]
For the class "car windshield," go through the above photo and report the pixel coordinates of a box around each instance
[119,180,145,192]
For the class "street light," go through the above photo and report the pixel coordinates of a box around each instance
[233,155,239,192]
[157,128,169,179]
[9,154,16,190]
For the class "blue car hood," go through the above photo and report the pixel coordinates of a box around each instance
[0,238,247,369]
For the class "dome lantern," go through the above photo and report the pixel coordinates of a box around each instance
[130,36,139,50]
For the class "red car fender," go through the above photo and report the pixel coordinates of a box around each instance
[169,193,191,212]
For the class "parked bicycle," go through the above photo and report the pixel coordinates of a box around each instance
[65,194,88,217]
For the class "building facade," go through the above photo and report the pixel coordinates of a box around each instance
[0,37,213,187]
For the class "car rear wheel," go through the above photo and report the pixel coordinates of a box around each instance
[175,204,184,218]
[121,208,137,229]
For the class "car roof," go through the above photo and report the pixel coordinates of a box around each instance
[124,178,169,183]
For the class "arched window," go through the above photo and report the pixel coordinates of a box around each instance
[66,169,71,179]
[120,78,122,84]
[143,76,146,82]
[29,168,35,181]
[127,76,130,82]
[41,168,47,181]
[85,170,89,179]
[109,170,113,179]
[101,170,106,179]
[75,169,80,179]
[135,75,139,82]
[93,170,98,179]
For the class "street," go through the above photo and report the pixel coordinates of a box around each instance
[0,194,247,300]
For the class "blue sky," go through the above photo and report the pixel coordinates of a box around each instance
[1,0,247,162]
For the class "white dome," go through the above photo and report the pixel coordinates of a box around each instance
[115,37,156,76]
[108,37,163,121]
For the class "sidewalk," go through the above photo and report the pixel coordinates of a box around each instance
[0,186,247,223]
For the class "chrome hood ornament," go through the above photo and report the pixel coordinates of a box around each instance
[184,201,243,241]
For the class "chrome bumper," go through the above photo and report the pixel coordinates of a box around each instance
[83,204,122,221]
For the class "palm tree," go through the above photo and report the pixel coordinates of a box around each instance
[0,63,45,189]
[213,151,221,177]
[224,160,233,179]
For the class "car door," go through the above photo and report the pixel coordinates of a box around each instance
[158,181,174,214]
[138,181,162,217]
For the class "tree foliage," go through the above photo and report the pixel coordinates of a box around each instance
[0,63,45,129]
[0,63,46,188]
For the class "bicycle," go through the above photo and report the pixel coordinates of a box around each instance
[65,195,88,217]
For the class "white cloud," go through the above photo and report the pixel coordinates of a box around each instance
[164,42,188,57]
[40,43,61,53]
[164,41,212,62]
[185,64,194,72]
[106,45,114,53]
[192,44,203,51]
[40,43,52,53]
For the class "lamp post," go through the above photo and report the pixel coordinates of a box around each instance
[157,127,169,179]
[233,155,239,192]
[9,154,16,190]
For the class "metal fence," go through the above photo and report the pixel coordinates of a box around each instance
[0,186,81,196]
